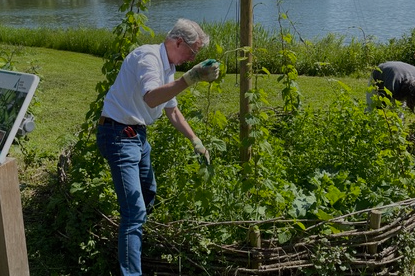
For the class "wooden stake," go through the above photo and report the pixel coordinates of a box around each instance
[248,225,262,269]
[239,0,253,163]
[368,210,382,255]
[0,158,30,276]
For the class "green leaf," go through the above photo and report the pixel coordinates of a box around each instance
[295,221,306,230]
[69,182,84,194]
[244,204,254,214]
[278,230,292,244]
[211,137,227,152]
[260,67,271,76]
[257,206,266,216]
[288,193,316,218]
[215,43,224,55]
[335,80,351,92]
[315,209,334,221]
[326,185,346,206]
[211,110,228,129]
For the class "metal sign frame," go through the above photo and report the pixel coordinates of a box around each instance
[0,69,39,164]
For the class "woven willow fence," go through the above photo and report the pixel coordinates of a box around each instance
[141,198,415,275]
[57,152,415,274]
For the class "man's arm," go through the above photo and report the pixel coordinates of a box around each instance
[165,106,210,164]
[144,60,220,108]
[143,77,188,108]
[164,106,197,140]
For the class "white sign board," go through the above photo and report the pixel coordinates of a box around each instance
[0,69,39,164]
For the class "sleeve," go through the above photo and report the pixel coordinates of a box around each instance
[164,97,178,108]
[138,53,163,96]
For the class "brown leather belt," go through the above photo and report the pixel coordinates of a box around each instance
[98,116,145,128]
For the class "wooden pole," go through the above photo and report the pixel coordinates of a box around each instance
[239,0,253,163]
[368,210,382,255]
[248,226,262,269]
[0,158,30,276]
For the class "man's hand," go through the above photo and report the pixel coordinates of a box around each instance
[182,59,220,86]
[191,137,210,165]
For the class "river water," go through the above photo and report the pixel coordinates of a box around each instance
[0,0,414,43]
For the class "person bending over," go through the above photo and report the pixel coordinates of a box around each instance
[367,61,415,114]
[96,18,219,276]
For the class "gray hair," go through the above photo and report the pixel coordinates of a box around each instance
[166,18,209,47]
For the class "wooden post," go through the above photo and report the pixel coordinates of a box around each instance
[368,210,382,255]
[248,225,261,269]
[239,0,253,163]
[0,158,30,276]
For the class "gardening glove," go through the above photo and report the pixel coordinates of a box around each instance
[182,59,220,86]
[191,137,210,165]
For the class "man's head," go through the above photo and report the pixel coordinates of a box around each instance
[165,18,209,65]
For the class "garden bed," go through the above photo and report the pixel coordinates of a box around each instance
[142,198,415,275]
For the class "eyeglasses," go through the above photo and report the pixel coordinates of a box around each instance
[183,40,198,57]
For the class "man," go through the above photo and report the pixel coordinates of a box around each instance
[366,61,415,114]
[96,18,219,276]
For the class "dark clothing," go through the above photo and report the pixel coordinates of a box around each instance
[372,61,415,101]
[367,61,415,115]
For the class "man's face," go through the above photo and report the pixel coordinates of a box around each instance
[174,38,201,65]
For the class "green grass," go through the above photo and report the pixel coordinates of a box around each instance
[0,26,116,57]
[7,45,368,163]
[11,47,105,156]
[199,74,368,113]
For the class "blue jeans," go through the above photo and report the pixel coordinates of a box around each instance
[96,122,156,276]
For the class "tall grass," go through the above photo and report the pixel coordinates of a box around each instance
[0,26,115,56]
[1,23,415,77]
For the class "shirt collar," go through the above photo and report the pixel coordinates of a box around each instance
[160,43,176,74]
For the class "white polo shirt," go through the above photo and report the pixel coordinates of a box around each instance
[101,43,177,125]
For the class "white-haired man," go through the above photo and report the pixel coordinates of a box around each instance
[96,18,219,275]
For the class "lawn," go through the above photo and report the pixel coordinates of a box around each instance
[9,46,368,162]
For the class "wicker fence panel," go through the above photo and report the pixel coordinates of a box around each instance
[142,198,415,275]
